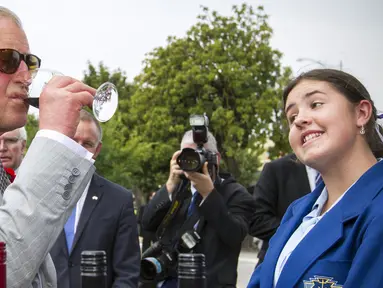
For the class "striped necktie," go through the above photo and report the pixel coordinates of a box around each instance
[0,161,10,195]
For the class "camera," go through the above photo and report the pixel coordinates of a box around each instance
[140,231,201,281]
[176,114,217,176]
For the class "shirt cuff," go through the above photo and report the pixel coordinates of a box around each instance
[36,130,95,163]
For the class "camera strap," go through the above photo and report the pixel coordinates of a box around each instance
[172,176,222,249]
[171,207,202,250]
[156,178,190,239]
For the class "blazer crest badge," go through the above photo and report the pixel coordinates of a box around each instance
[303,275,343,288]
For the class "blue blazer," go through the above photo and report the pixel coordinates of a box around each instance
[248,160,383,288]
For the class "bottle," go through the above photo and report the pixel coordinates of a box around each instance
[177,253,206,288]
[81,250,107,288]
[0,242,5,288]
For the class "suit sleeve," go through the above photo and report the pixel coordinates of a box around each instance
[343,215,383,287]
[0,137,95,287]
[141,186,172,232]
[198,184,255,249]
[249,162,281,241]
[112,191,141,288]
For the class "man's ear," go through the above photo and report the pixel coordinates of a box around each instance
[93,142,103,160]
[21,140,26,155]
[216,152,221,165]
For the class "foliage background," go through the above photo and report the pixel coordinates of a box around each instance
[26,4,292,203]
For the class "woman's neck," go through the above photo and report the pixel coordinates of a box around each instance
[320,149,377,213]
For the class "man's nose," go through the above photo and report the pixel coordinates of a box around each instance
[0,141,7,151]
[12,61,32,86]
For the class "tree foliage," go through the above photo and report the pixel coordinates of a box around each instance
[83,62,136,190]
[83,4,292,199]
[25,114,39,149]
[128,4,291,187]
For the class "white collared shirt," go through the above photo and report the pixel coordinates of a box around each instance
[36,130,94,163]
[305,165,319,191]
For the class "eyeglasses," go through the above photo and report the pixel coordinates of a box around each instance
[0,49,41,75]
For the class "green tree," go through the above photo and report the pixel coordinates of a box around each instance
[25,114,39,149]
[125,4,292,190]
[83,62,137,190]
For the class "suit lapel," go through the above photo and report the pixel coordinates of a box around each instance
[70,174,104,254]
[274,160,383,287]
[275,196,343,287]
[260,185,323,288]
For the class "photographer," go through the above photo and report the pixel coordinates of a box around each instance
[141,128,255,288]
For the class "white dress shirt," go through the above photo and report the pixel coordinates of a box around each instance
[36,130,94,162]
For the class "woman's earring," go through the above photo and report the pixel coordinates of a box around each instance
[360,125,366,135]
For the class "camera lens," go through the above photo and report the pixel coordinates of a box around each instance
[140,257,163,280]
[177,148,204,172]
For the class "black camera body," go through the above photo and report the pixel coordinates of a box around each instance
[140,114,216,283]
[140,231,201,282]
[176,114,218,178]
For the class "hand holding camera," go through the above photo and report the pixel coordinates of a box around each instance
[184,162,214,199]
[166,150,184,195]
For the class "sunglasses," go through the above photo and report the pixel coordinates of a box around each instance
[0,48,41,75]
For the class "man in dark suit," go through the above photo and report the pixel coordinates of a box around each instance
[138,191,157,252]
[249,153,314,264]
[141,130,255,288]
[50,110,141,288]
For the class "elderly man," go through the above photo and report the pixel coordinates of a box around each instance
[0,127,27,172]
[0,6,97,288]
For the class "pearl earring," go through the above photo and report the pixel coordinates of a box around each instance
[360,125,366,135]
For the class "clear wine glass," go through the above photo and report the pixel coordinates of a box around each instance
[25,68,118,122]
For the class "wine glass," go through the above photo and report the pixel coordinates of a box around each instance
[25,68,118,122]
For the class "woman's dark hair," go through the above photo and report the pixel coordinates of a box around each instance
[282,68,383,158]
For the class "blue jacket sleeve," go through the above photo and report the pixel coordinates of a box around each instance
[247,200,297,288]
[247,264,262,288]
[343,215,383,287]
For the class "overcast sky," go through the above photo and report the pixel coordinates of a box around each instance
[3,0,383,113]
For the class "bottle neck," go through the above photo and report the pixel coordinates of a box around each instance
[0,242,6,288]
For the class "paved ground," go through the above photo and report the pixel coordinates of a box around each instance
[237,250,258,288]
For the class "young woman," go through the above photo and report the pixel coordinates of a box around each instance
[248,69,383,288]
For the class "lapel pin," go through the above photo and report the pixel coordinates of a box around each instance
[92,196,98,201]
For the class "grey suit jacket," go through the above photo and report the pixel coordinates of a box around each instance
[0,136,95,288]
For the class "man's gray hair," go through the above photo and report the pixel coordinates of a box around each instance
[181,130,218,153]
[80,110,103,142]
[0,7,23,28]
[18,127,27,142]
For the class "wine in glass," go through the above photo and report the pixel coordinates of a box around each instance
[25,68,118,122]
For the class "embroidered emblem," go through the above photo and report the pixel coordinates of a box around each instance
[303,275,343,288]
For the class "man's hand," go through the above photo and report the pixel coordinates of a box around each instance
[184,162,214,199]
[166,150,184,195]
[39,76,96,138]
